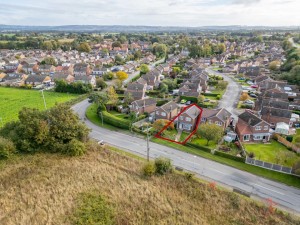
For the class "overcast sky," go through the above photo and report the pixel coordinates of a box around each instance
[0,0,299,26]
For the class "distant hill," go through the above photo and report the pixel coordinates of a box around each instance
[0,24,299,32]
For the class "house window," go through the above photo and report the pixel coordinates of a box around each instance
[215,121,222,126]
[243,134,250,141]
[264,126,268,130]
[253,135,263,140]
[186,117,191,122]
[161,112,166,116]
[201,118,206,122]
[255,126,261,131]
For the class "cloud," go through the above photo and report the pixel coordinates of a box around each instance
[232,0,261,5]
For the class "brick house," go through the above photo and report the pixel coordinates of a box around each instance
[261,107,292,128]
[155,101,179,121]
[178,105,201,131]
[125,82,147,100]
[130,98,157,115]
[235,111,271,142]
[200,108,232,130]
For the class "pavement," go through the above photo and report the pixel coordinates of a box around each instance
[72,99,300,215]
[206,68,243,122]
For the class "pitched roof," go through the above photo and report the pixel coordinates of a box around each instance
[261,107,292,119]
[184,105,201,119]
[238,111,262,126]
[132,98,157,108]
[159,101,178,113]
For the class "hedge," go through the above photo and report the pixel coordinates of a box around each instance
[214,150,246,163]
[157,100,168,106]
[147,90,160,96]
[186,143,212,153]
[180,96,198,103]
[203,93,219,97]
[130,73,141,82]
[116,89,125,94]
[101,111,130,129]
[177,79,184,84]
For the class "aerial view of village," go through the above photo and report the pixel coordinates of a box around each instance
[0,0,300,224]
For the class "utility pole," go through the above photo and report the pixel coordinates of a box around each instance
[40,89,47,110]
[146,123,150,161]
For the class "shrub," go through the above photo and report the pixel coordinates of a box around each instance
[0,137,16,159]
[155,157,173,175]
[294,136,300,143]
[101,111,130,129]
[216,94,221,100]
[214,151,246,162]
[64,139,86,156]
[248,152,255,158]
[142,162,156,177]
[286,136,293,142]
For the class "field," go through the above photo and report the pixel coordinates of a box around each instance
[0,145,298,225]
[0,87,79,125]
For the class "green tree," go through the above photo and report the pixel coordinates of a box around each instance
[153,43,167,58]
[114,79,123,89]
[77,42,91,53]
[124,93,134,105]
[197,123,223,146]
[134,50,142,60]
[42,57,56,66]
[96,78,107,89]
[218,43,226,54]
[216,81,228,90]
[140,64,150,74]
[89,92,109,105]
[0,137,16,159]
[112,41,121,48]
[154,157,173,175]
[114,54,124,65]
[106,86,118,106]
[64,139,86,156]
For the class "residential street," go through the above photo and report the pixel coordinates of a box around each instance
[72,99,300,215]
[206,68,242,121]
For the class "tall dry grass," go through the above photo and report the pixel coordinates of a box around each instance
[0,144,298,225]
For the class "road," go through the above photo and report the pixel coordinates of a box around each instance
[72,99,300,214]
[206,68,242,121]
[123,57,165,84]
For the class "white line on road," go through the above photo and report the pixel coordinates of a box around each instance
[253,184,285,195]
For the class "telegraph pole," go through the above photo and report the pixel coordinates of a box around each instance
[146,123,150,161]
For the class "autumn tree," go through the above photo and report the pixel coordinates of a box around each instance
[114,79,123,89]
[240,92,249,101]
[96,78,107,89]
[116,71,128,81]
[197,123,223,146]
[218,43,226,54]
[269,60,280,71]
[106,86,118,106]
[140,64,150,74]
[153,119,174,132]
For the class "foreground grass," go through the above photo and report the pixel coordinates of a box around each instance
[0,87,79,124]
[244,141,299,167]
[0,146,298,225]
[152,138,300,189]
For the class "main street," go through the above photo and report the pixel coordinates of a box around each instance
[72,99,300,214]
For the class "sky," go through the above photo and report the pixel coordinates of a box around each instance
[0,0,299,27]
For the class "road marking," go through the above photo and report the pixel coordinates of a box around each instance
[253,184,285,195]
[211,168,227,175]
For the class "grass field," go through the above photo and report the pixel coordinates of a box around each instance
[244,141,299,167]
[0,87,79,125]
[0,145,298,225]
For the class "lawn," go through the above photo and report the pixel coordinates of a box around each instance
[109,110,129,119]
[191,137,217,149]
[0,87,79,125]
[244,140,299,167]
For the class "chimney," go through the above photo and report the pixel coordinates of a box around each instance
[248,118,252,125]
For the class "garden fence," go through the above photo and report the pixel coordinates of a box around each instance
[245,157,296,175]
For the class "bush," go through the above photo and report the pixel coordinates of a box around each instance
[155,157,173,175]
[142,162,156,177]
[0,137,16,159]
[240,104,253,109]
[216,94,221,100]
[248,152,255,158]
[203,93,219,97]
[64,139,86,156]
[286,136,293,142]
[101,111,130,129]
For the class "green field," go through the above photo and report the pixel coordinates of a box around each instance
[0,87,79,125]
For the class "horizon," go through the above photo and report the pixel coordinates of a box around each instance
[1,0,300,27]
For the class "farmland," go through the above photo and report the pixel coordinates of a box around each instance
[0,87,79,125]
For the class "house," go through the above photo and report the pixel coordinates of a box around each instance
[179,80,202,97]
[177,105,201,131]
[38,64,56,74]
[125,82,147,100]
[235,111,271,142]
[25,75,51,86]
[91,67,110,76]
[155,101,179,121]
[74,75,96,87]
[130,98,157,115]
[52,73,74,83]
[200,108,232,130]
[261,106,292,128]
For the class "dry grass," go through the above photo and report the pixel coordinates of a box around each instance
[0,144,299,225]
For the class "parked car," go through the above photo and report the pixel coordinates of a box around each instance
[247,81,254,85]
[180,99,187,104]
[243,100,254,104]
[204,98,210,102]
[249,93,257,98]
[251,84,258,88]
[185,100,192,105]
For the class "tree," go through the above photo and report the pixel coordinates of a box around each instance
[154,157,173,175]
[153,43,167,58]
[96,78,107,89]
[124,93,134,105]
[103,72,114,81]
[153,119,174,132]
[197,123,223,146]
[134,50,142,60]
[89,92,109,105]
[41,41,53,50]
[216,81,228,90]
[197,95,205,103]
[162,78,177,91]
[42,57,56,66]
[240,92,249,101]
[116,71,128,81]
[63,139,86,156]
[140,64,150,74]
[114,54,124,65]
[172,67,181,75]
[77,42,91,53]
[112,41,122,48]
[218,43,226,54]
[114,79,123,89]
[106,86,118,106]
[269,61,280,71]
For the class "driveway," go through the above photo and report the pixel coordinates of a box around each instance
[206,68,242,121]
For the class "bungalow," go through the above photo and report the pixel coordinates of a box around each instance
[25,75,51,86]
[178,105,201,132]
[155,101,179,121]
[235,111,271,142]
[130,98,157,115]
[200,108,232,130]
[39,64,56,74]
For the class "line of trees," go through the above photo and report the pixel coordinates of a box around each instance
[55,79,92,94]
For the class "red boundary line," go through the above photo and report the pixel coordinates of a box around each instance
[154,103,203,145]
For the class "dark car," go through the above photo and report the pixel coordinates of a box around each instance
[249,93,257,98]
